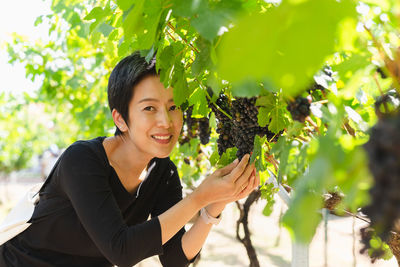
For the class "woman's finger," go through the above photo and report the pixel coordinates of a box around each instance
[254,170,260,188]
[234,163,255,192]
[236,174,255,198]
[227,154,250,182]
[216,158,239,177]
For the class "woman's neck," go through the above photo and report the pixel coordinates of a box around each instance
[103,135,152,175]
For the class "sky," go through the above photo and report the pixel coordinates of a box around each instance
[0,0,51,96]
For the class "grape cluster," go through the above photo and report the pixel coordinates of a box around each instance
[323,192,342,211]
[376,67,388,79]
[374,89,400,119]
[182,106,211,145]
[210,94,235,155]
[184,106,198,138]
[360,110,400,258]
[232,97,276,160]
[209,92,279,158]
[287,97,311,123]
[198,118,211,145]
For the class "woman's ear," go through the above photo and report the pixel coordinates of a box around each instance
[112,109,128,132]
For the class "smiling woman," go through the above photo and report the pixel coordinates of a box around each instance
[0,51,259,267]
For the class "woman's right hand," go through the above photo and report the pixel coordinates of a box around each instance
[193,154,255,206]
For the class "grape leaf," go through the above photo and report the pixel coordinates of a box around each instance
[218,147,238,167]
[172,62,191,107]
[231,80,261,97]
[116,0,133,11]
[84,7,106,21]
[122,0,145,38]
[268,105,288,134]
[250,135,267,172]
[218,0,357,96]
[189,88,210,117]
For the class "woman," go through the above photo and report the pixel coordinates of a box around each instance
[0,52,258,267]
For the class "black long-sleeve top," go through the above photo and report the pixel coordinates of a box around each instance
[0,137,194,267]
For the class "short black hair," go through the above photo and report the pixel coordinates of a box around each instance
[108,51,157,135]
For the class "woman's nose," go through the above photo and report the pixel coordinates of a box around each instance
[157,108,172,128]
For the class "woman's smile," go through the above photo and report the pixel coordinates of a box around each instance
[151,134,173,144]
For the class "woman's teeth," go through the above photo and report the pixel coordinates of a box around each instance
[153,135,171,140]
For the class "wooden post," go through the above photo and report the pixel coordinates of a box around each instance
[291,242,310,267]
[267,170,310,267]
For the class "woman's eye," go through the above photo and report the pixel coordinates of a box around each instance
[144,106,155,111]
[169,105,177,111]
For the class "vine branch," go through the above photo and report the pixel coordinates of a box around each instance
[167,22,199,54]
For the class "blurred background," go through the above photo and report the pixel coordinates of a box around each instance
[1,0,400,266]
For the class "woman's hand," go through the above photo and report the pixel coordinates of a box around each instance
[193,154,258,207]
[204,168,260,217]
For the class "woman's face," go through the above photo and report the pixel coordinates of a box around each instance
[124,75,183,159]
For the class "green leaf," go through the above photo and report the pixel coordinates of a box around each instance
[192,9,227,41]
[260,183,278,216]
[171,0,204,17]
[218,0,357,97]
[286,121,304,138]
[172,62,191,107]
[250,135,267,172]
[333,53,371,83]
[116,0,133,11]
[84,7,106,21]
[209,149,219,166]
[192,38,212,76]
[218,147,238,167]
[34,15,43,26]
[268,105,288,134]
[122,0,146,38]
[135,1,163,49]
[157,45,174,72]
[189,88,210,117]
[231,80,261,97]
[98,22,114,37]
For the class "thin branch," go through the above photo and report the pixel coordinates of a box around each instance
[313,100,329,105]
[373,72,390,114]
[364,25,386,60]
[343,119,356,137]
[341,209,371,224]
[165,29,177,42]
[305,116,321,135]
[295,136,309,142]
[167,22,199,53]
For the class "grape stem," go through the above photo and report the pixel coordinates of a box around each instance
[343,119,356,137]
[341,209,371,224]
[363,25,386,61]
[373,72,389,114]
[198,79,233,120]
[313,100,328,105]
[295,136,309,142]
[305,116,320,134]
[265,153,279,172]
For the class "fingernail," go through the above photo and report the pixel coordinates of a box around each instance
[233,158,239,164]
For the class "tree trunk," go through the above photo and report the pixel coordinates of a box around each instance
[388,232,400,266]
[235,190,262,267]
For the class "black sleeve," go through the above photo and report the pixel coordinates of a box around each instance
[58,143,163,267]
[151,162,199,267]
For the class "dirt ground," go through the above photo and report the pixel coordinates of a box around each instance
[0,178,398,267]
